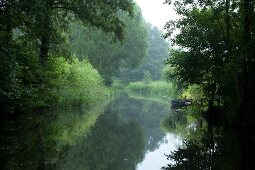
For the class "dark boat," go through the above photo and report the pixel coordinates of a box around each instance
[170,99,192,112]
[171,99,192,107]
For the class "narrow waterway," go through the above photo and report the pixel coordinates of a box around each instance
[0,92,182,170]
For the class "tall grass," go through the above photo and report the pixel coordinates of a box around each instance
[126,81,177,98]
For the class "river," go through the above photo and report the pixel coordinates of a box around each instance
[0,91,183,170]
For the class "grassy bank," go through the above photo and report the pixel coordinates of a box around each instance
[126,81,177,99]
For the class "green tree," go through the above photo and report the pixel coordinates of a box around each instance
[120,25,170,83]
[0,0,136,114]
[164,0,255,168]
[164,5,234,109]
[68,5,148,84]
[14,0,134,62]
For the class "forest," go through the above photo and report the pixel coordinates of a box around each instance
[0,0,255,169]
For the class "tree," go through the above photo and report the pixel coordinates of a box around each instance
[68,5,148,84]
[164,0,255,119]
[164,2,238,109]
[1,0,135,63]
[0,0,136,114]
[119,25,170,83]
[164,1,255,167]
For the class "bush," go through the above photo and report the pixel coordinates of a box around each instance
[50,57,109,107]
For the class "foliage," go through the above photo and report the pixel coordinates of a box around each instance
[163,0,255,124]
[0,53,109,113]
[119,25,170,83]
[162,0,255,168]
[49,57,109,107]
[181,84,204,103]
[111,78,126,90]
[0,0,136,115]
[161,65,175,82]
[126,81,177,98]
[68,5,148,84]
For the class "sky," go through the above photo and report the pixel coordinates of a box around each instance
[134,0,178,31]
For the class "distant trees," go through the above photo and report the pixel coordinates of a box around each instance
[119,25,170,83]
[68,5,148,84]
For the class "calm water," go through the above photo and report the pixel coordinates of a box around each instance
[137,134,181,170]
[0,92,182,170]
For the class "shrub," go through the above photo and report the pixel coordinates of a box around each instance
[47,56,109,107]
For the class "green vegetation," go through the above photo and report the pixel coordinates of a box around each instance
[162,0,255,168]
[68,5,148,84]
[53,57,109,107]
[126,81,177,98]
[119,25,170,83]
[164,0,255,124]
[2,0,255,169]
[0,1,150,168]
[0,1,149,115]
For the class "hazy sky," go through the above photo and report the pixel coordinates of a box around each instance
[134,0,178,31]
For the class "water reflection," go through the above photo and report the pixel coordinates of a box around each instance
[162,127,223,170]
[138,134,182,170]
[0,105,106,170]
[161,106,225,170]
[0,92,182,170]
[56,108,145,170]
[109,92,171,152]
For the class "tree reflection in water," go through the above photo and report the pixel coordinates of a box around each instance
[56,109,146,170]
[162,126,222,170]
[161,106,226,170]
[109,92,170,152]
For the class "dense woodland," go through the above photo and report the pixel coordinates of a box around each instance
[1,0,255,169]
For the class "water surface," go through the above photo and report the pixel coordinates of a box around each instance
[0,92,182,170]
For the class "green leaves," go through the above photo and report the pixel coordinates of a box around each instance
[48,57,109,107]
[68,5,148,85]
[0,0,136,113]
[164,4,230,102]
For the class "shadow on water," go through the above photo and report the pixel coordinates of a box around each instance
[161,106,255,170]
[0,91,176,170]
